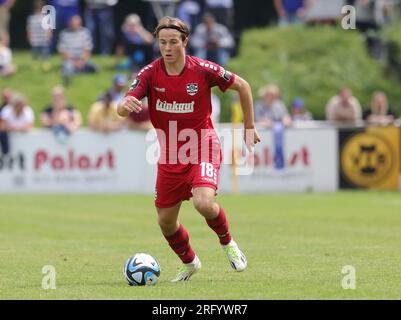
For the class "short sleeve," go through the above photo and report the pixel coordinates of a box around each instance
[0,106,10,121]
[25,107,35,123]
[57,31,66,53]
[125,64,153,100]
[200,60,236,92]
[279,101,290,117]
[83,28,93,51]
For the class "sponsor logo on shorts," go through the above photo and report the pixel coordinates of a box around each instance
[156,99,195,113]
[201,177,217,185]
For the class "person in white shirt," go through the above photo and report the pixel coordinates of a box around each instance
[0,31,16,76]
[1,93,35,132]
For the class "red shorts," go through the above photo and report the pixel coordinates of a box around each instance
[155,162,221,208]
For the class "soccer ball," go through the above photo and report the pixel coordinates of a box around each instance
[123,253,161,286]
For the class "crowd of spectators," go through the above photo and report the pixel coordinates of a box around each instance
[1,0,401,156]
[8,0,236,84]
[274,0,395,59]
[0,0,236,153]
[0,82,154,151]
[274,0,393,28]
[251,84,399,127]
[1,0,398,79]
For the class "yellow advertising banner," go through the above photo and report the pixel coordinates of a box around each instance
[340,126,401,190]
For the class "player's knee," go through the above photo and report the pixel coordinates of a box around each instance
[157,215,174,229]
[193,196,215,215]
[157,210,179,231]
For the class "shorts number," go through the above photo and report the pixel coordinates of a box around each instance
[201,162,214,178]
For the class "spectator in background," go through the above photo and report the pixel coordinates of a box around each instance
[325,88,362,123]
[304,0,343,25]
[49,0,81,53]
[176,0,204,32]
[0,87,12,154]
[254,84,292,128]
[291,98,313,121]
[84,0,118,55]
[363,91,397,125]
[0,112,7,154]
[274,0,310,26]
[89,90,124,133]
[58,15,97,85]
[27,0,52,69]
[347,0,392,29]
[0,0,15,46]
[0,93,34,132]
[346,0,392,59]
[41,86,82,141]
[99,74,128,104]
[0,31,16,76]
[126,97,152,131]
[115,14,154,72]
[255,84,291,171]
[191,12,234,66]
[1,87,12,108]
[205,0,234,29]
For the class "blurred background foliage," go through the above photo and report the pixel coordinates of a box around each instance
[3,1,401,123]
[221,25,401,121]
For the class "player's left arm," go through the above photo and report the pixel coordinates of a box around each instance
[229,75,261,151]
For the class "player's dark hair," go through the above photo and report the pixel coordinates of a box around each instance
[154,16,189,41]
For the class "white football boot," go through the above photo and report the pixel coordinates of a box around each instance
[171,255,202,282]
[222,240,247,272]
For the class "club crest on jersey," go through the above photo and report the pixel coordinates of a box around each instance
[186,83,198,96]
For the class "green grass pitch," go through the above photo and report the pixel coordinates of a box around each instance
[0,192,400,300]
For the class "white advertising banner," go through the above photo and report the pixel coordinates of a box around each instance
[0,126,338,193]
[217,126,338,193]
[0,129,157,193]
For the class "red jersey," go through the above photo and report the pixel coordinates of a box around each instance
[126,55,236,172]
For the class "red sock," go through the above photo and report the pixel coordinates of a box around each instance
[164,224,196,264]
[206,206,232,245]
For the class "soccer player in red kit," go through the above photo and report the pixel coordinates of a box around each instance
[118,16,260,282]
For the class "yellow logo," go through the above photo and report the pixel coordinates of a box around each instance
[341,132,394,187]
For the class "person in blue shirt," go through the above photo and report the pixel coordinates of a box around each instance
[274,0,310,26]
[115,14,154,72]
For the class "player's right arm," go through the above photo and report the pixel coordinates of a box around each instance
[117,65,152,118]
[117,96,143,117]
